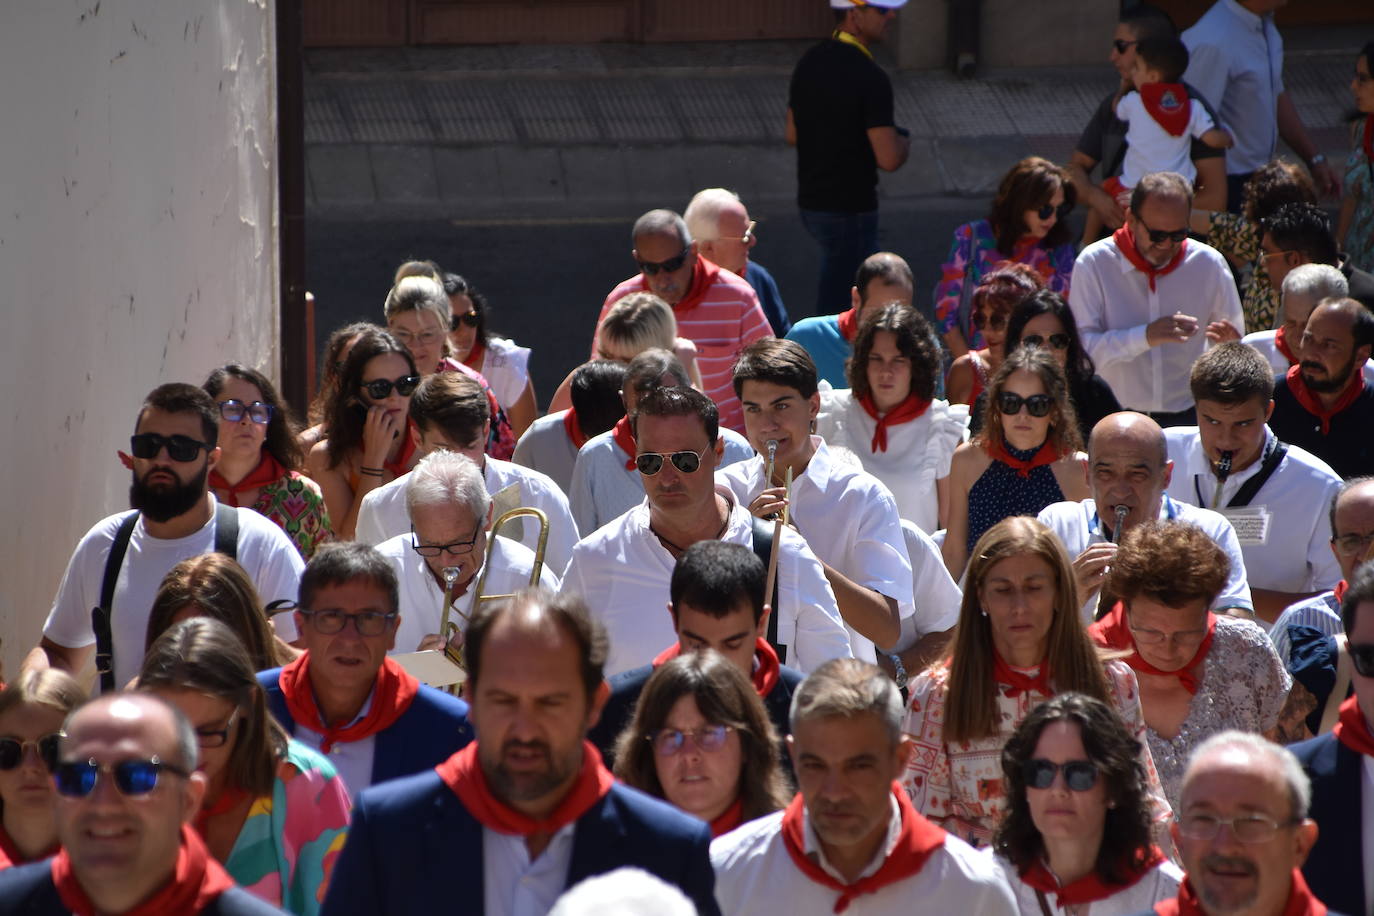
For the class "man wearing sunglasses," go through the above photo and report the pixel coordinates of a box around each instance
[562,386,851,678]
[0,693,282,915]
[593,209,772,435]
[28,384,304,693]
[1069,171,1243,428]
[684,187,791,337]
[1257,202,1374,312]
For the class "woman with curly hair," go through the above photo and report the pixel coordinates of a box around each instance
[946,264,1045,407]
[992,693,1182,914]
[300,321,375,453]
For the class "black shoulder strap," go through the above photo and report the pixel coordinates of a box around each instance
[93,511,140,694]
[213,502,240,560]
[1227,439,1288,509]
[750,518,786,664]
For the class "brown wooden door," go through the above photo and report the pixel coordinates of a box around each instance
[304,0,407,46]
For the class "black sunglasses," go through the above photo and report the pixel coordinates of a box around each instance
[54,756,190,798]
[637,248,690,276]
[1022,758,1098,792]
[973,311,1008,332]
[130,432,213,463]
[297,608,398,637]
[0,735,61,772]
[450,312,481,330]
[1036,201,1073,221]
[360,375,422,400]
[636,450,705,476]
[1350,642,1374,678]
[1112,38,1138,54]
[1022,333,1071,351]
[997,392,1053,417]
[1135,217,1189,245]
[218,400,274,425]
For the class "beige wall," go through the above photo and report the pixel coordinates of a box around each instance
[0,1,279,678]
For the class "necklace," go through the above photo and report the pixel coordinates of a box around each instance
[650,513,730,556]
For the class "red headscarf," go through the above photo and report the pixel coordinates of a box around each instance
[992,652,1053,699]
[986,439,1063,479]
[563,408,589,450]
[1020,846,1167,907]
[436,740,615,837]
[1284,364,1365,435]
[1153,869,1326,915]
[1332,695,1374,758]
[653,637,781,698]
[857,393,931,453]
[1113,225,1188,291]
[51,826,234,916]
[209,452,286,508]
[1089,602,1216,694]
[277,653,420,754]
[837,308,860,343]
[612,416,638,471]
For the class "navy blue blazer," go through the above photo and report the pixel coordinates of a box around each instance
[319,770,719,916]
[1291,731,1366,916]
[0,861,286,915]
[258,667,472,787]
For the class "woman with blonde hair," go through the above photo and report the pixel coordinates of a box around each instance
[0,670,85,869]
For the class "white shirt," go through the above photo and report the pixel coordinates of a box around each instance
[1069,236,1242,413]
[1116,88,1218,187]
[1163,427,1341,595]
[710,807,1017,916]
[475,336,532,411]
[988,851,1184,916]
[355,457,580,575]
[560,491,853,677]
[717,438,916,663]
[291,691,377,798]
[483,822,576,916]
[568,426,754,537]
[43,499,304,689]
[376,532,561,654]
[1036,496,1253,623]
[894,520,963,650]
[1241,330,1374,383]
[510,409,580,496]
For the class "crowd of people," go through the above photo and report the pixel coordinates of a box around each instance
[2,1,1374,914]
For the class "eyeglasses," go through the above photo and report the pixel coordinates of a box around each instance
[450,312,481,330]
[0,735,61,772]
[360,375,422,400]
[391,328,445,348]
[635,449,706,476]
[218,400,274,425]
[1127,616,1209,648]
[740,221,756,244]
[996,392,1053,417]
[1349,643,1374,678]
[1178,812,1298,844]
[1022,333,1071,351]
[54,756,190,798]
[1134,217,1189,245]
[195,710,240,750]
[1112,38,1138,54]
[410,526,481,558]
[1022,758,1098,791]
[130,433,213,463]
[1036,202,1072,221]
[973,311,1008,332]
[648,724,732,756]
[637,248,691,276]
[1331,532,1374,556]
[297,608,398,637]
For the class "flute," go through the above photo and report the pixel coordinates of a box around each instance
[1213,450,1234,510]
[1110,504,1129,545]
[765,439,779,487]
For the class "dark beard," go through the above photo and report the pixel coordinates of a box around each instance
[1301,356,1358,393]
[130,462,208,523]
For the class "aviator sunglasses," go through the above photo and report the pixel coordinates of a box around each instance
[637,248,690,276]
[1022,758,1098,792]
[0,734,61,772]
[1022,333,1070,351]
[635,449,706,476]
[360,375,422,400]
[996,392,1054,417]
[130,432,213,463]
[54,756,191,798]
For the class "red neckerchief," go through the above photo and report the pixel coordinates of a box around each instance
[653,637,781,698]
[1285,363,1364,435]
[1332,695,1374,757]
[51,825,234,916]
[1113,225,1189,291]
[1334,579,1349,604]
[986,438,1063,479]
[209,452,285,508]
[278,653,420,753]
[0,823,57,870]
[1274,325,1298,365]
[1154,869,1326,916]
[669,257,720,315]
[837,308,859,343]
[857,393,931,453]
[780,784,946,914]
[612,415,637,470]
[382,417,419,479]
[1021,846,1166,906]
[563,408,589,450]
[436,740,615,837]
[710,798,745,838]
[194,785,250,838]
[460,336,487,372]
[1140,83,1191,136]
[991,652,1053,699]
[1089,602,1216,695]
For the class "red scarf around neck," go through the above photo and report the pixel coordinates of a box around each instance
[436,740,615,837]
[1274,324,1299,366]
[710,798,745,838]
[209,452,285,508]
[563,408,589,450]
[1285,363,1364,435]
[1089,602,1216,694]
[1140,83,1192,136]
[1021,846,1166,906]
[51,825,234,916]
[992,652,1054,699]
[612,415,638,470]
[194,785,250,838]
[653,637,782,698]
[858,393,931,453]
[780,784,946,914]
[1334,579,1349,604]
[1113,225,1188,291]
[1154,869,1326,916]
[0,822,57,870]
[987,438,1063,479]
[1332,694,1374,758]
[382,417,419,479]
[837,308,860,343]
[667,257,719,315]
[460,336,487,372]
[278,653,419,754]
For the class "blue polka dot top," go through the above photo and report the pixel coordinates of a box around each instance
[966,442,1066,553]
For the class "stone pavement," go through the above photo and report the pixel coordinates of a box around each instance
[305,37,1363,219]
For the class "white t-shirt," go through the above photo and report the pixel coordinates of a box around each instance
[560,491,853,677]
[988,850,1183,916]
[510,409,580,497]
[44,500,304,689]
[474,336,531,411]
[1116,88,1217,187]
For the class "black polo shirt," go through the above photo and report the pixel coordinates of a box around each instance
[1269,373,1374,479]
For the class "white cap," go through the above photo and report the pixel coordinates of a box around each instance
[829,0,907,8]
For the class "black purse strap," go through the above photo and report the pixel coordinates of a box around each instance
[213,502,240,559]
[93,511,140,694]
[750,517,786,664]
[1227,438,1288,508]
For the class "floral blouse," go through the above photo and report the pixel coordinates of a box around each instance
[1205,211,1275,333]
[1343,124,1374,274]
[256,472,332,560]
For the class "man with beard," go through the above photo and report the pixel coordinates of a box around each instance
[320,588,719,916]
[27,383,303,692]
[1270,297,1374,480]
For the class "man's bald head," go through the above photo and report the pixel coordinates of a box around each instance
[464,587,609,702]
[1086,412,1173,534]
[853,252,914,314]
[1088,412,1168,467]
[63,693,198,773]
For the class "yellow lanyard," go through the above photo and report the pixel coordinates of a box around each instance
[831,29,874,61]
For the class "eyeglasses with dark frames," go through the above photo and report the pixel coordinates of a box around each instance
[1021,333,1071,351]
[648,724,733,756]
[195,709,241,750]
[410,526,482,558]
[218,400,275,425]
[54,756,191,798]
[297,608,399,637]
[360,375,422,400]
[1112,39,1138,54]
[636,248,691,276]
[0,734,61,772]
[1022,758,1098,792]
[996,392,1053,417]
[1036,201,1072,221]
[129,433,213,463]
[1134,217,1189,245]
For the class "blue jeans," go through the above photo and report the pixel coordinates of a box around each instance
[800,208,879,315]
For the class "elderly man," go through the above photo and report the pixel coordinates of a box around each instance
[562,386,852,677]
[1164,343,1342,624]
[786,251,914,388]
[259,542,472,797]
[512,359,626,496]
[29,383,303,693]
[377,450,559,655]
[0,693,282,915]
[684,187,790,337]
[321,589,720,916]
[592,209,772,433]
[711,658,1015,914]
[1269,297,1374,480]
[1157,731,1329,915]
[1260,202,1374,311]
[1070,172,1243,427]
[1037,411,1252,622]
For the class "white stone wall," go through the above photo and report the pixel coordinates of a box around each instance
[0,0,278,679]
